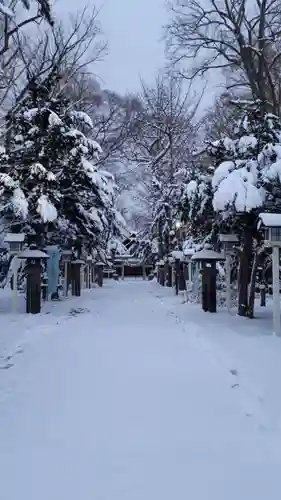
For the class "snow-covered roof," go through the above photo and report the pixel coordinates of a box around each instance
[191,249,225,261]
[4,233,25,243]
[259,213,281,227]
[18,249,49,259]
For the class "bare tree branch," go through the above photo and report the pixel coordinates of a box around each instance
[166,0,281,114]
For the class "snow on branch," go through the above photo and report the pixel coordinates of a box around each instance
[0,2,13,17]
[37,194,57,222]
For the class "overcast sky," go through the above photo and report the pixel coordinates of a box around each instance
[95,0,167,93]
[56,0,167,94]
[54,0,221,111]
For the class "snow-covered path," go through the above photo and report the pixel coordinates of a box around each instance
[1,280,281,499]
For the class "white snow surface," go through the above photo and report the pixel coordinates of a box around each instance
[48,111,62,127]
[213,160,265,212]
[1,281,281,499]
[185,179,197,197]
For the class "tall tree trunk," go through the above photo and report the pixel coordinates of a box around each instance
[247,250,259,318]
[238,229,253,316]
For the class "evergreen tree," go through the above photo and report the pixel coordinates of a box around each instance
[179,161,214,245]
[208,108,281,316]
[0,75,112,252]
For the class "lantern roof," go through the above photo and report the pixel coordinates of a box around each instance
[18,248,49,259]
[4,233,25,243]
[259,213,281,227]
[191,249,225,261]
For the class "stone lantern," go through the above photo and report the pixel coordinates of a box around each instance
[192,246,225,313]
[18,245,49,314]
[4,233,25,255]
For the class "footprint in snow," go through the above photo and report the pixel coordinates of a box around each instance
[0,362,14,370]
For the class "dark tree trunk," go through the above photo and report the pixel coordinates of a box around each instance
[238,229,253,317]
[247,250,259,318]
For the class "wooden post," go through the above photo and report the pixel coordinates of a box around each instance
[142,265,146,280]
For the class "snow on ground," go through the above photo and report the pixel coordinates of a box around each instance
[1,280,281,499]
